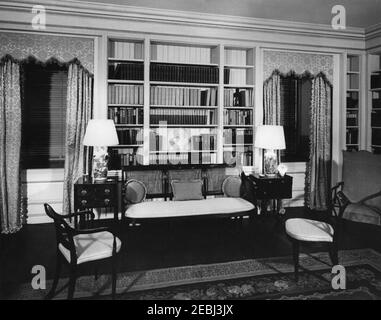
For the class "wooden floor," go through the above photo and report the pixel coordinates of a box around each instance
[1,207,380,299]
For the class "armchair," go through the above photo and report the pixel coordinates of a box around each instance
[332,151,381,226]
[44,204,122,299]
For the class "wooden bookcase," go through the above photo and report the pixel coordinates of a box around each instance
[223,47,255,166]
[369,53,381,154]
[107,38,256,169]
[345,55,360,151]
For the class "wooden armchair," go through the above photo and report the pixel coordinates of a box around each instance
[44,204,122,300]
[332,151,381,226]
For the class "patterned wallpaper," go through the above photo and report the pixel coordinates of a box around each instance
[263,50,334,83]
[0,32,94,72]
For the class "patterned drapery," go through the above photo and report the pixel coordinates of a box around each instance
[263,71,281,125]
[63,62,93,214]
[0,56,23,233]
[305,73,332,211]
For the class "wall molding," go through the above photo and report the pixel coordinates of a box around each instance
[0,0,367,49]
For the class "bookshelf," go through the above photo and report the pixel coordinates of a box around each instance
[223,47,255,166]
[345,55,360,151]
[107,39,145,168]
[369,53,381,154]
[107,39,256,168]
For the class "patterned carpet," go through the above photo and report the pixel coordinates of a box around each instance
[11,248,381,300]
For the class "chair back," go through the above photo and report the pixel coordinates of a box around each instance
[44,204,76,257]
[342,151,381,206]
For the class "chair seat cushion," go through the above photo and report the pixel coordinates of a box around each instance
[285,218,334,242]
[343,203,381,226]
[125,197,255,219]
[59,231,121,264]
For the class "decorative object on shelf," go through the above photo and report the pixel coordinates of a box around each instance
[83,119,119,182]
[254,125,286,177]
[233,88,241,106]
[277,163,288,177]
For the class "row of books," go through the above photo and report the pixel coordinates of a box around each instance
[371,74,381,89]
[116,128,143,145]
[149,132,217,152]
[223,128,253,144]
[150,86,218,106]
[347,74,359,90]
[347,92,359,108]
[372,128,381,145]
[109,148,143,168]
[224,88,254,107]
[224,110,252,126]
[109,41,144,60]
[150,109,217,125]
[346,111,358,127]
[225,49,248,66]
[108,62,144,80]
[108,85,144,105]
[371,110,381,127]
[149,152,218,165]
[150,63,219,83]
[373,98,381,109]
[347,56,359,73]
[224,68,247,85]
[223,149,253,166]
[151,44,212,65]
[346,128,359,145]
[108,107,143,125]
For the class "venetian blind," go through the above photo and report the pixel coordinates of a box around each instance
[23,63,68,168]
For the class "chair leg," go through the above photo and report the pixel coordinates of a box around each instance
[292,240,300,282]
[111,254,117,300]
[329,242,339,266]
[45,251,62,300]
[67,264,77,300]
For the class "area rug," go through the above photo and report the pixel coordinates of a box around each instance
[9,248,381,300]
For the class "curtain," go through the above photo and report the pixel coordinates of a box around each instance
[0,56,23,233]
[263,70,281,125]
[63,61,93,214]
[305,73,332,211]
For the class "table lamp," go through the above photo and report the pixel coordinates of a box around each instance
[83,119,119,182]
[254,125,286,177]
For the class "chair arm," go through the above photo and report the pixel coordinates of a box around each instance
[359,190,381,204]
[71,226,110,235]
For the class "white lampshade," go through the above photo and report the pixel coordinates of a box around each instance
[83,119,119,146]
[254,125,286,150]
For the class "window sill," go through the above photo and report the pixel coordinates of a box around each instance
[23,168,65,183]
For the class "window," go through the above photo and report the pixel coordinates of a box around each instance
[23,62,68,169]
[280,76,312,162]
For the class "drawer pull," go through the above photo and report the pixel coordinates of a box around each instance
[80,189,88,196]
[81,199,87,206]
[104,198,110,205]
[104,188,111,194]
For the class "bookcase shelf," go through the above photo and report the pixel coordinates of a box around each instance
[107,39,256,168]
[150,81,219,87]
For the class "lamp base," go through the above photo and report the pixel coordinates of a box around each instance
[263,149,278,176]
[92,146,109,183]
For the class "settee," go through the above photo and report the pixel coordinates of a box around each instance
[121,164,256,223]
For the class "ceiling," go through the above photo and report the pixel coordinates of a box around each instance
[73,0,381,28]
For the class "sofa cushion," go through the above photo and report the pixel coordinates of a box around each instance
[343,203,381,226]
[222,176,241,198]
[171,180,203,201]
[125,197,254,219]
